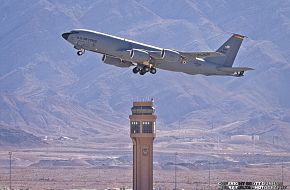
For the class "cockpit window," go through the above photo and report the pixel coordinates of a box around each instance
[71,31,79,34]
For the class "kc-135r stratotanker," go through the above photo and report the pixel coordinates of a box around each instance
[62,29,253,76]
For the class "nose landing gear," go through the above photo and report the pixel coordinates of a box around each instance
[77,49,85,56]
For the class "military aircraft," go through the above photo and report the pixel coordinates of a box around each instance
[62,29,253,76]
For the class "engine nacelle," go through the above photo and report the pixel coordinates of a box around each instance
[161,49,182,62]
[102,55,132,68]
[130,49,150,62]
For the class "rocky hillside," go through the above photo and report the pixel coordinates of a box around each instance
[0,0,289,147]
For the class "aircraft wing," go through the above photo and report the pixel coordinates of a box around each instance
[179,51,225,60]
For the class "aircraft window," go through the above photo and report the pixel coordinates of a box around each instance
[71,31,79,34]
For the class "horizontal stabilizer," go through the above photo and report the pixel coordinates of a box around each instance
[217,67,254,73]
[180,51,224,60]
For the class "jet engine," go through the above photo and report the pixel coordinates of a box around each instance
[161,49,182,62]
[102,55,133,67]
[130,49,150,62]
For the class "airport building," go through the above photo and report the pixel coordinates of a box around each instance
[230,135,259,144]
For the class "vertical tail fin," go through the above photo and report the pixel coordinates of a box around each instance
[205,34,245,67]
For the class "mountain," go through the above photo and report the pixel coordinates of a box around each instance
[0,0,289,148]
[0,125,45,147]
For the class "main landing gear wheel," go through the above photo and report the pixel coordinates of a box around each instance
[144,66,150,72]
[133,67,140,74]
[150,68,157,74]
[77,49,85,56]
[138,66,150,75]
[139,69,147,75]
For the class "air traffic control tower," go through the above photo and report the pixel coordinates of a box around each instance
[129,100,157,190]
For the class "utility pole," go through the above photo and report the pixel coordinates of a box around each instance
[174,152,177,190]
[217,136,220,150]
[8,152,12,190]
[208,162,211,190]
[253,135,256,151]
[178,120,181,139]
[282,160,284,184]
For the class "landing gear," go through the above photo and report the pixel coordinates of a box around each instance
[237,71,244,76]
[150,67,157,74]
[144,67,150,72]
[132,65,157,75]
[77,49,85,56]
[139,70,146,75]
[133,67,140,74]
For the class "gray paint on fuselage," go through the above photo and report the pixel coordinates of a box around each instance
[155,58,219,75]
[65,29,219,75]
[63,29,251,76]
[69,29,161,56]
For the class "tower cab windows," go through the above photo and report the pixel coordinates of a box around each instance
[131,106,155,115]
[142,121,154,133]
[131,121,140,134]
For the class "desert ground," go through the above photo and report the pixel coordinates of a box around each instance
[0,146,289,190]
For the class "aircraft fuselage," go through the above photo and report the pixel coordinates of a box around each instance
[62,29,253,77]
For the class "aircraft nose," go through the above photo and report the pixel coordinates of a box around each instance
[62,32,70,40]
